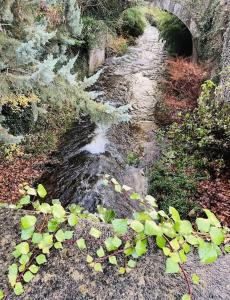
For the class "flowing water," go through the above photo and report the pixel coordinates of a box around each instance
[43,26,165,217]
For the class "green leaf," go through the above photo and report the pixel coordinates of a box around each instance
[169,207,180,222]
[17,195,30,207]
[54,242,63,249]
[21,215,37,229]
[32,232,43,244]
[174,220,192,235]
[19,264,25,272]
[86,255,94,263]
[8,263,18,276]
[38,233,53,253]
[127,259,136,268]
[76,238,87,250]
[130,220,144,233]
[196,218,210,233]
[48,219,59,232]
[145,195,157,207]
[36,254,47,265]
[104,236,122,251]
[112,219,128,235]
[14,282,24,296]
[37,184,47,198]
[209,227,224,246]
[55,229,65,242]
[185,235,199,245]
[179,249,187,263]
[162,222,176,238]
[130,193,141,200]
[112,236,122,248]
[12,249,21,258]
[96,246,105,258]
[198,242,218,264]
[23,271,34,283]
[52,203,66,220]
[224,244,230,253]
[19,254,30,265]
[135,239,147,256]
[133,212,152,221]
[165,257,180,273]
[192,273,200,285]
[182,294,191,300]
[39,203,51,214]
[26,187,37,196]
[97,206,116,223]
[163,247,171,256]
[94,263,103,272]
[114,184,122,193]
[68,213,78,227]
[118,267,126,275]
[21,227,34,240]
[144,220,161,236]
[170,252,180,263]
[109,256,117,265]
[170,239,180,251]
[64,230,74,240]
[16,242,30,255]
[89,227,102,239]
[182,243,191,254]
[204,209,221,227]
[29,264,39,274]
[156,235,166,249]
[0,289,4,300]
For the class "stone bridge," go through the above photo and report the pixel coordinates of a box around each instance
[148,0,229,62]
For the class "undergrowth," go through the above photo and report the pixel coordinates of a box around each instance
[150,80,230,221]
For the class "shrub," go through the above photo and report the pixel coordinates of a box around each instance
[107,36,128,56]
[149,156,203,218]
[168,80,230,171]
[164,58,207,104]
[121,7,147,38]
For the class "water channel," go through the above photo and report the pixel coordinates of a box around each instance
[43,26,166,217]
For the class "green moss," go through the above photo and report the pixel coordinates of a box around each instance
[121,7,147,38]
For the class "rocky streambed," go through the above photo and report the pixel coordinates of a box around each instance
[42,26,165,216]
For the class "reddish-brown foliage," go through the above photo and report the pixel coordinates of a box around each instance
[0,156,48,203]
[161,58,207,121]
[197,172,230,227]
[165,58,207,102]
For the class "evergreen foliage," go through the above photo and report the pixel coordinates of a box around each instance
[58,55,79,84]
[16,20,56,65]
[31,55,59,86]
[66,0,83,37]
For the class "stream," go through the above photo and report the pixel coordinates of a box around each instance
[43,26,165,217]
